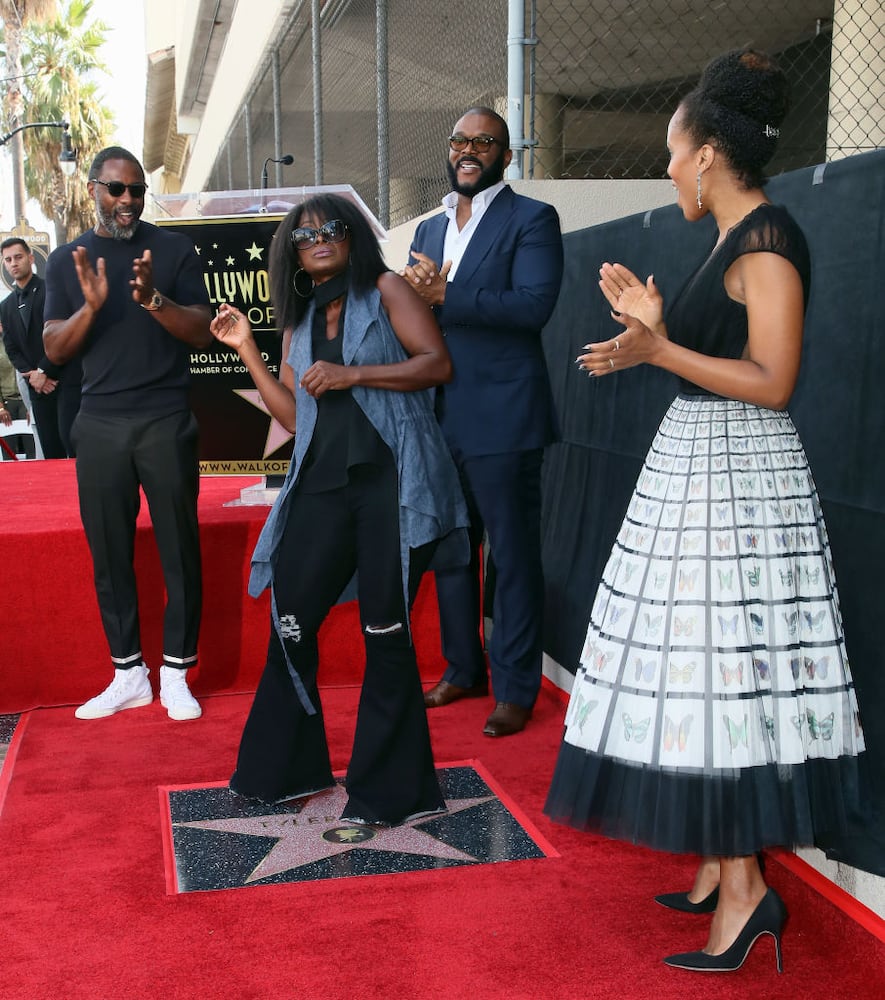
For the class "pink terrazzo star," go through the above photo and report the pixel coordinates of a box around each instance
[177,785,494,882]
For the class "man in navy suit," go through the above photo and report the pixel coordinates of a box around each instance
[404,106,563,737]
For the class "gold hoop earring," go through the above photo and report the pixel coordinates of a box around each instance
[293,268,314,299]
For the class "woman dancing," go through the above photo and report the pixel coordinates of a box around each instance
[211,193,468,826]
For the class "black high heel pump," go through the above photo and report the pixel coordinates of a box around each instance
[655,886,719,914]
[662,887,787,973]
[655,852,765,914]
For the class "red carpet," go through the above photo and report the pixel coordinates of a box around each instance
[0,460,443,712]
[1,460,273,711]
[2,462,884,997]
[2,684,884,999]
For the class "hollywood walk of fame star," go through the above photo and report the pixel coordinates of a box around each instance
[176,785,496,883]
[233,389,294,457]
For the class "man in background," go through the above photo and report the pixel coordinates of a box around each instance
[404,106,564,737]
[43,146,212,722]
[0,237,80,457]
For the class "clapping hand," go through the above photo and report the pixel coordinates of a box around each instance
[130,248,157,307]
[599,262,664,332]
[400,251,451,307]
[71,246,108,312]
[575,263,668,378]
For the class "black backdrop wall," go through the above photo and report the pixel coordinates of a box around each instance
[539,149,885,874]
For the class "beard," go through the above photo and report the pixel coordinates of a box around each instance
[95,200,140,241]
[446,147,507,197]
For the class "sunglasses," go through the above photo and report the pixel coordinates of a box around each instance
[291,219,349,249]
[448,134,501,152]
[92,179,148,198]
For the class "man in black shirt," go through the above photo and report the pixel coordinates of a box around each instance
[43,147,213,721]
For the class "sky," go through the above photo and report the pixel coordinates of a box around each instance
[0,0,147,234]
[90,0,147,158]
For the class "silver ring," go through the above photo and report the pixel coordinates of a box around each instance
[614,339,620,350]
[608,358,614,369]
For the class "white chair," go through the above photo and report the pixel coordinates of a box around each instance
[0,417,38,460]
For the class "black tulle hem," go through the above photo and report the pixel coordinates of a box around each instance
[544,739,868,857]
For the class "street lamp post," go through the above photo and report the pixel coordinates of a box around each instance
[0,120,78,224]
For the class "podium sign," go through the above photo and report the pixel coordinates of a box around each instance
[158,213,291,475]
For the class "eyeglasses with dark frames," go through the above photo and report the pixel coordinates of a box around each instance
[448,134,501,152]
[91,179,148,198]
[291,219,349,249]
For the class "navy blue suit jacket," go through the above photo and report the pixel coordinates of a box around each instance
[410,186,564,458]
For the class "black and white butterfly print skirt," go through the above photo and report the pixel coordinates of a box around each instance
[545,395,866,856]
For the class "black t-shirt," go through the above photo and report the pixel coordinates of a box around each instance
[44,221,210,416]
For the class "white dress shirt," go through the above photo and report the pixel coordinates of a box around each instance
[441,181,506,281]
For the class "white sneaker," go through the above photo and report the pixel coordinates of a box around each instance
[75,663,153,720]
[159,665,202,721]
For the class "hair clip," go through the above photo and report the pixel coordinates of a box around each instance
[763,125,780,138]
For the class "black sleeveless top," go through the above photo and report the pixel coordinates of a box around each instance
[664,203,811,396]
[297,292,391,493]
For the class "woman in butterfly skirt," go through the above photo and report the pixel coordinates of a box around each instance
[544,49,866,972]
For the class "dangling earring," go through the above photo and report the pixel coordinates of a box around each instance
[696,171,703,210]
[293,267,314,298]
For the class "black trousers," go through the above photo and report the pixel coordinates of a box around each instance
[56,383,82,457]
[231,463,442,824]
[72,409,202,669]
[435,448,545,708]
[28,385,67,458]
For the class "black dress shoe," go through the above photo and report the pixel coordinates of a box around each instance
[655,853,764,914]
[663,887,787,973]
[423,679,488,708]
[655,887,719,914]
[483,702,532,737]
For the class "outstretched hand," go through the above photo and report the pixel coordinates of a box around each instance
[599,262,664,332]
[210,302,255,353]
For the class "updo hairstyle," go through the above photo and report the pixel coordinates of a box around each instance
[679,49,790,189]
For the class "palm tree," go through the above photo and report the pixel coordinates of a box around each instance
[18,0,114,242]
[0,0,57,224]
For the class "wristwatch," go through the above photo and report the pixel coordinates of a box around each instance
[141,291,164,311]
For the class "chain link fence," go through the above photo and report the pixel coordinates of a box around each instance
[206,0,883,228]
